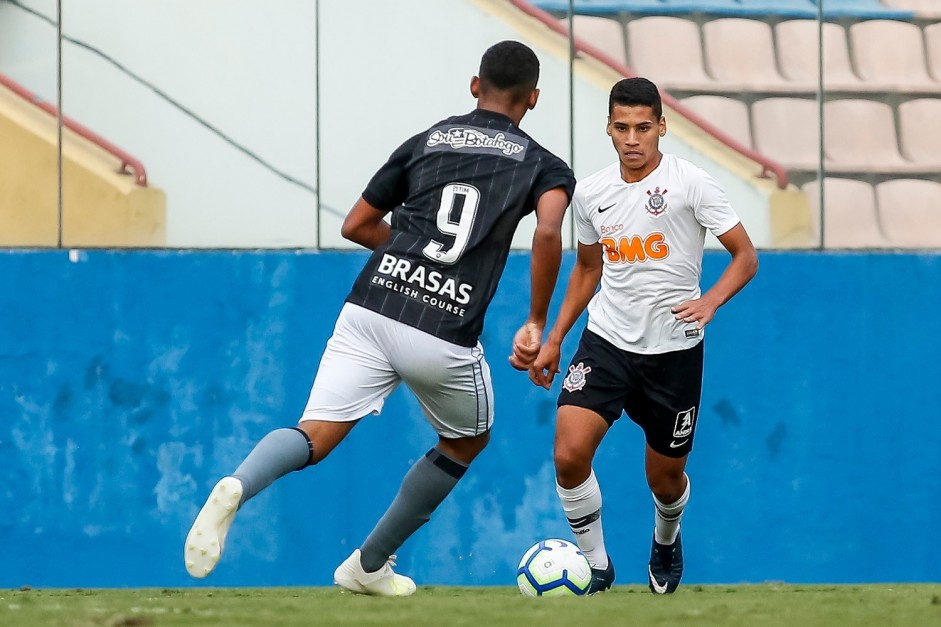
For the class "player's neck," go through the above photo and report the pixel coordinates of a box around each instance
[476,100,526,126]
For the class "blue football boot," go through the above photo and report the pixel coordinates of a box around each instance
[586,556,615,595]
[647,532,683,594]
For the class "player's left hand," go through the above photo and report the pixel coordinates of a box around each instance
[671,296,720,330]
[529,342,561,390]
[509,321,542,370]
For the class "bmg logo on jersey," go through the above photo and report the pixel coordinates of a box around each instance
[601,232,670,263]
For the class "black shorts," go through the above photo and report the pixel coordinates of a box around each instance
[557,329,704,458]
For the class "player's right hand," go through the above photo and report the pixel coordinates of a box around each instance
[509,321,543,371]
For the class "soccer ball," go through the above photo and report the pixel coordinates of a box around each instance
[516,538,592,597]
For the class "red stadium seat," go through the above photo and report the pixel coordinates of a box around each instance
[802,178,887,248]
[875,179,941,248]
[823,99,913,173]
[680,95,753,149]
[751,97,819,170]
[850,20,940,93]
[702,18,798,92]
[626,16,716,92]
[569,15,628,65]
[925,22,941,82]
[775,20,866,91]
[898,98,941,167]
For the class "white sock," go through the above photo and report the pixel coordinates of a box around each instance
[653,473,690,546]
[557,469,608,570]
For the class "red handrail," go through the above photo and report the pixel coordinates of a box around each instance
[509,0,790,189]
[0,72,148,186]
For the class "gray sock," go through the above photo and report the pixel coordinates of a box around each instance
[359,447,468,572]
[231,427,313,507]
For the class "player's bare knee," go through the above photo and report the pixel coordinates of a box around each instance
[554,445,591,487]
[296,419,358,465]
[461,430,491,459]
[438,430,490,464]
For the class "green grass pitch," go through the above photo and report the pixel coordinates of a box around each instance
[2,584,940,626]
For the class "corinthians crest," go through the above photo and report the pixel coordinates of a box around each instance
[645,187,669,216]
[562,362,592,392]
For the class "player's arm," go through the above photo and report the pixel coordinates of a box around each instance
[509,186,569,371]
[340,197,392,251]
[343,132,418,251]
[672,222,758,329]
[529,240,603,389]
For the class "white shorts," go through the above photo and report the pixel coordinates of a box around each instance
[300,303,494,438]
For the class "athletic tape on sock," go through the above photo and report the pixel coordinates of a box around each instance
[290,427,315,468]
[425,448,467,479]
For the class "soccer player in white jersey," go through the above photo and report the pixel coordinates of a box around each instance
[184,41,574,595]
[522,77,758,594]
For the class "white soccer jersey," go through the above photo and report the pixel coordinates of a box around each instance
[574,153,741,354]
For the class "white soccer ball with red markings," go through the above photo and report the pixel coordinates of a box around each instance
[517,538,592,597]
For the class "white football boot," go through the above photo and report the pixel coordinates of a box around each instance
[184,476,243,578]
[333,549,417,596]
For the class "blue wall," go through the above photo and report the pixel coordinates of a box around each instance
[1,250,939,588]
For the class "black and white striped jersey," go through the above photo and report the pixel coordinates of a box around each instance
[346,108,575,347]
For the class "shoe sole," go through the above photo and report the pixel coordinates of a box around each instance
[184,477,242,578]
[334,568,417,596]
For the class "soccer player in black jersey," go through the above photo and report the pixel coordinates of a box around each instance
[184,41,575,595]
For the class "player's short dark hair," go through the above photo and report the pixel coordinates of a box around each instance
[609,77,662,118]
[478,41,540,99]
